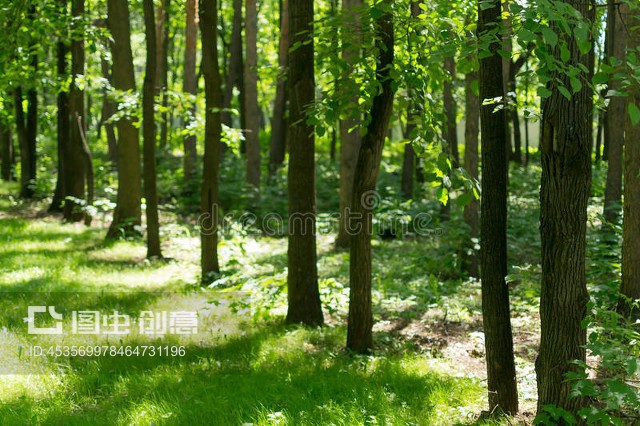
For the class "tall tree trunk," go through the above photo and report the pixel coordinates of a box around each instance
[14,88,36,199]
[157,0,170,150]
[463,71,479,277]
[346,2,394,353]
[51,24,69,212]
[285,0,323,326]
[502,0,513,165]
[620,3,639,319]
[441,56,458,221]
[199,0,222,278]
[401,122,416,201]
[603,2,627,225]
[143,0,162,258]
[478,0,518,414]
[335,0,362,248]
[244,0,260,193]
[536,0,594,416]
[183,0,198,186]
[221,0,244,128]
[106,0,142,238]
[0,119,12,182]
[268,0,289,175]
[64,0,87,223]
[98,55,118,166]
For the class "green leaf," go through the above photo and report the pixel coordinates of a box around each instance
[629,103,640,126]
[592,72,609,85]
[436,187,449,205]
[569,77,582,93]
[560,44,570,63]
[456,192,473,208]
[558,85,571,100]
[541,27,558,48]
[537,86,552,98]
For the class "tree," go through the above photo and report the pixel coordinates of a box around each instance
[462,70,479,277]
[244,0,260,193]
[199,0,222,278]
[603,2,627,226]
[285,0,323,326]
[0,113,13,182]
[346,0,395,353]
[183,0,198,186]
[621,2,639,318]
[106,0,142,239]
[440,55,458,222]
[477,0,518,414]
[156,0,170,150]
[142,0,162,258]
[268,0,289,175]
[221,0,244,128]
[535,0,594,416]
[335,0,363,249]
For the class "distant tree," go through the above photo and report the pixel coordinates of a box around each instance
[106,0,142,238]
[346,0,395,353]
[142,0,162,258]
[285,0,323,326]
[536,0,594,416]
[244,0,260,193]
[199,0,222,277]
[268,0,289,175]
[156,0,170,150]
[183,0,198,185]
[0,113,13,182]
[462,70,479,277]
[440,55,458,222]
[221,0,244,129]
[478,0,518,414]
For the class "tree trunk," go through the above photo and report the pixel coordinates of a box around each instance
[441,56,458,221]
[14,88,36,199]
[285,0,323,326]
[98,56,118,166]
[268,0,289,175]
[0,119,12,182]
[346,2,394,353]
[221,0,244,128]
[157,0,170,150]
[51,26,69,212]
[463,71,479,278]
[142,0,162,258]
[183,0,198,186]
[199,0,222,278]
[401,124,416,200]
[244,0,260,193]
[620,3,639,319]
[478,0,518,414]
[603,2,627,226]
[536,0,594,416]
[335,0,363,248]
[64,0,87,223]
[106,0,142,238]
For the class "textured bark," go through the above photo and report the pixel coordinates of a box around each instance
[199,0,222,277]
[183,0,198,185]
[621,4,639,319]
[106,0,142,238]
[463,71,479,277]
[335,0,362,248]
[64,0,87,223]
[244,0,260,192]
[51,27,69,212]
[221,0,244,128]
[285,0,323,326]
[536,0,594,416]
[603,2,627,225]
[269,0,289,174]
[478,0,518,414]
[346,3,394,353]
[143,0,162,258]
[0,120,12,182]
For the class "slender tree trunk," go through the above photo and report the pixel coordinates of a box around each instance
[98,56,118,166]
[463,71,479,277]
[620,3,639,319]
[183,0,198,186]
[536,0,594,416]
[595,109,603,162]
[346,2,394,353]
[51,25,69,212]
[478,0,518,414]
[502,0,513,165]
[285,0,323,326]
[199,0,222,277]
[142,0,162,258]
[106,0,142,238]
[221,0,243,128]
[603,2,627,225]
[64,0,87,223]
[0,119,12,182]
[401,122,416,200]
[25,29,38,199]
[158,0,170,150]
[14,88,36,199]
[244,0,260,193]
[335,0,363,248]
[269,0,289,175]
[441,56,458,221]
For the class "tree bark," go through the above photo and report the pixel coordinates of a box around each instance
[98,55,118,166]
[183,0,198,186]
[478,0,518,414]
[335,0,362,248]
[157,0,170,150]
[463,71,479,278]
[536,0,594,416]
[346,1,394,353]
[221,0,244,128]
[285,0,323,326]
[603,2,627,226]
[143,0,162,258]
[620,3,639,319]
[51,22,69,212]
[14,87,36,199]
[244,0,260,193]
[441,56,458,221]
[106,0,142,238]
[0,119,12,182]
[268,0,289,175]
[199,0,222,278]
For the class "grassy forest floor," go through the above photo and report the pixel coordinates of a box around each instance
[0,157,629,425]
